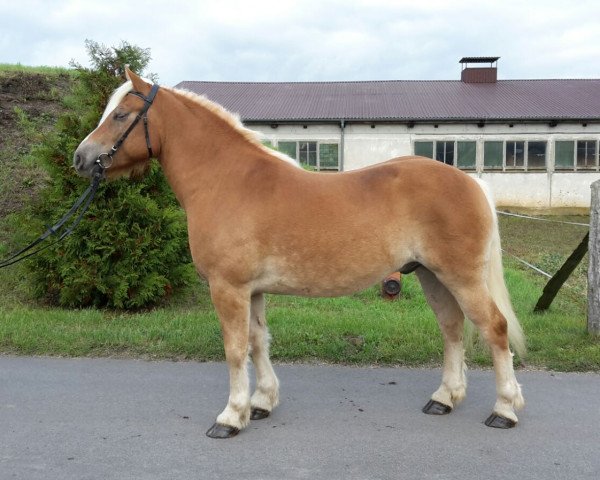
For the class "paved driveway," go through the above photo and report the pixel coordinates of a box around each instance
[1,356,598,479]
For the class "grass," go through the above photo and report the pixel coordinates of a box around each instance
[0,63,72,75]
[1,229,598,371]
[498,213,590,304]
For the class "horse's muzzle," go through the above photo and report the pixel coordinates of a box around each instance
[73,143,99,178]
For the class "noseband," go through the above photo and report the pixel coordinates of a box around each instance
[96,83,160,170]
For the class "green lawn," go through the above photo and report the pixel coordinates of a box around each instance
[1,254,598,371]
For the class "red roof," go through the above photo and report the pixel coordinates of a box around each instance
[174,79,600,123]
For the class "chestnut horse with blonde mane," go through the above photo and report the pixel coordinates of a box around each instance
[74,68,525,438]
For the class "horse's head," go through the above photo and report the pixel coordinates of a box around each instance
[73,67,160,180]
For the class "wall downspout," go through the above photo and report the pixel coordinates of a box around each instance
[340,120,346,171]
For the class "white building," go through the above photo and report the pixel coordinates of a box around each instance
[177,57,600,212]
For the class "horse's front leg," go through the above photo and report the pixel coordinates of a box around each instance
[206,281,251,439]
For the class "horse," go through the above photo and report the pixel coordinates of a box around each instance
[73,68,525,438]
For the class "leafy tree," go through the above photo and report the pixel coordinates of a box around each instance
[20,40,194,308]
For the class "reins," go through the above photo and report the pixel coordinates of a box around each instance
[0,166,104,268]
[0,83,160,269]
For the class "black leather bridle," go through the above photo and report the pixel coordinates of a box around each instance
[0,83,160,269]
[96,83,160,170]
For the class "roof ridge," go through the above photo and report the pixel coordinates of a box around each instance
[178,78,600,85]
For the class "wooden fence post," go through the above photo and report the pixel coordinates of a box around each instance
[589,179,600,335]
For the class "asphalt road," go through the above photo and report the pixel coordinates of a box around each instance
[1,356,599,480]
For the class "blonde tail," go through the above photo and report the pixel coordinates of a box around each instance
[474,179,526,358]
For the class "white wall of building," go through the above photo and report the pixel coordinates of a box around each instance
[249,122,600,210]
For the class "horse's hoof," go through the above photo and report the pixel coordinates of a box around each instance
[484,413,516,429]
[250,407,270,420]
[422,399,452,415]
[205,423,240,439]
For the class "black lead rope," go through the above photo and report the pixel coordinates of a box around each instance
[0,166,104,269]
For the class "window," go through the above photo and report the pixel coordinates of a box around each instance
[555,141,574,169]
[554,140,598,171]
[505,141,524,169]
[484,140,547,171]
[414,141,434,158]
[577,140,597,169]
[527,141,546,169]
[435,141,454,165]
[413,140,475,170]
[484,141,503,169]
[299,141,317,168]
[319,144,339,170]
[276,141,340,171]
[457,141,476,169]
[278,141,297,158]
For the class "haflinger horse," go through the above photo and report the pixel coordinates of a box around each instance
[74,68,525,438]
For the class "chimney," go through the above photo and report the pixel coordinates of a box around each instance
[459,57,499,83]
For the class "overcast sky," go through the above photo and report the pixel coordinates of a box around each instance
[2,0,600,86]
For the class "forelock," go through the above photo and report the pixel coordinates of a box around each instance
[99,81,134,124]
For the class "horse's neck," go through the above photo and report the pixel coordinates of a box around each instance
[157,92,263,210]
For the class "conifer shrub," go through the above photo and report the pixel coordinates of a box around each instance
[20,40,195,308]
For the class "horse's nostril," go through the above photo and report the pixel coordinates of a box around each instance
[74,154,82,169]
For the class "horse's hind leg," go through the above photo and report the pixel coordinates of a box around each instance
[205,281,252,439]
[416,267,467,415]
[444,277,524,428]
[249,293,280,419]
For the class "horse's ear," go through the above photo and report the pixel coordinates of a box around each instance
[125,66,151,95]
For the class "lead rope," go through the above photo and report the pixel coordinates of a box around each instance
[0,164,104,269]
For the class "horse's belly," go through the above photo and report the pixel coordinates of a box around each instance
[252,253,405,297]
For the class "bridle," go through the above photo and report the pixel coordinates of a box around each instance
[96,83,160,170]
[0,83,160,269]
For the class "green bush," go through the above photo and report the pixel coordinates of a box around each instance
[18,40,195,308]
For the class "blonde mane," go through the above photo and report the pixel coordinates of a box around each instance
[168,86,300,168]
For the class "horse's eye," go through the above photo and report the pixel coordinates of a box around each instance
[113,111,129,120]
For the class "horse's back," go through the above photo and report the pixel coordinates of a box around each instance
[281,155,489,223]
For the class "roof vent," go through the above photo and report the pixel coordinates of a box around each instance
[460,57,499,83]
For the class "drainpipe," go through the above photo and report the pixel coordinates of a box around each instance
[340,120,346,171]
